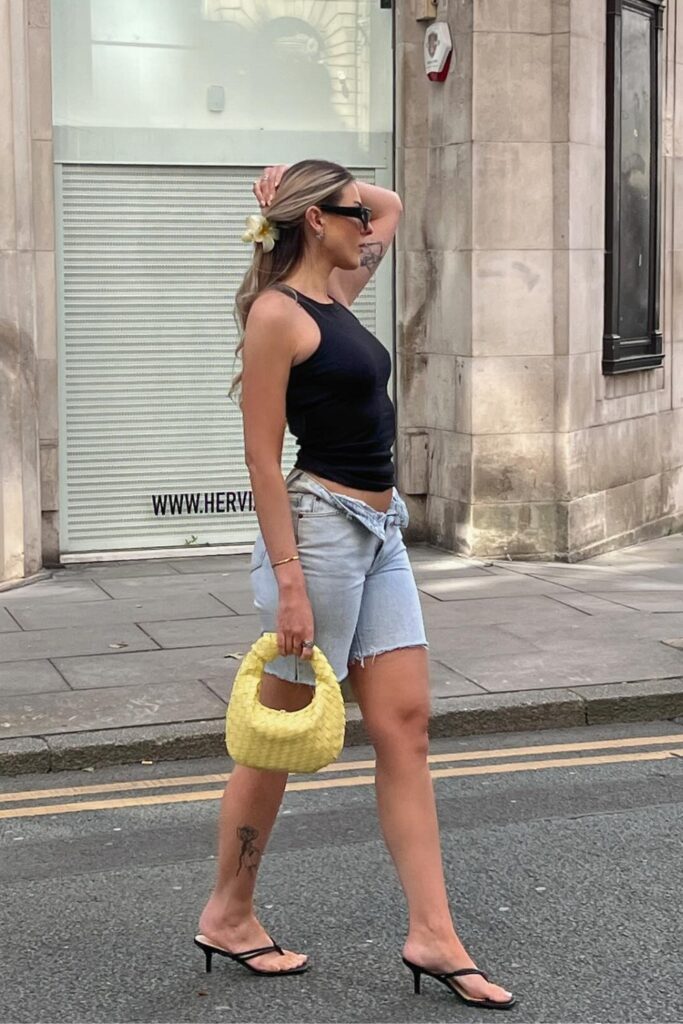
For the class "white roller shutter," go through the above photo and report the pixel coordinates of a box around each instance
[58,164,379,554]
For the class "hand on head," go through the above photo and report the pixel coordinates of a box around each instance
[254,165,289,208]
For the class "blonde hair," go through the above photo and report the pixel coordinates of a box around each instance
[230,159,354,400]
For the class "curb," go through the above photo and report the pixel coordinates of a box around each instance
[1,678,683,776]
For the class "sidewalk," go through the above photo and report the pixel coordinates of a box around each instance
[2,535,683,775]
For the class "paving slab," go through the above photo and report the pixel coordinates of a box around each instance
[0,624,159,663]
[485,562,627,583]
[628,565,683,583]
[586,591,683,612]
[508,564,630,580]
[410,564,495,580]
[500,612,683,649]
[0,660,70,697]
[0,580,111,604]
[0,680,226,739]
[404,545,454,562]
[427,659,486,698]
[138,614,261,649]
[208,587,258,616]
[53,644,243,690]
[0,608,20,632]
[443,642,683,692]
[97,571,251,600]
[165,554,252,573]
[50,562,182,580]
[660,637,683,651]
[547,577,683,594]
[427,624,540,661]
[8,593,232,631]
[200,673,237,703]
[419,594,589,628]
[545,592,644,615]
[418,575,570,601]
[591,545,683,565]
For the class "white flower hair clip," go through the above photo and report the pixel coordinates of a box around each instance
[241,214,279,253]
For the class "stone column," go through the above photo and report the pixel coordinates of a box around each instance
[395,0,474,550]
[0,0,56,582]
[468,0,556,558]
[396,0,558,557]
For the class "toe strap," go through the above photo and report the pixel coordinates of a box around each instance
[444,967,489,981]
[235,944,282,963]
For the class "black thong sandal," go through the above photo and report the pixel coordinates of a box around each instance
[194,933,309,976]
[402,956,516,1010]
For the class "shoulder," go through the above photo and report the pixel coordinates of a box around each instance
[243,290,304,356]
[246,288,298,329]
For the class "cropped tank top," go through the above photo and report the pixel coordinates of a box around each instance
[282,288,396,492]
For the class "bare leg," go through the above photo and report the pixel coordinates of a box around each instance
[198,672,312,972]
[349,648,514,1005]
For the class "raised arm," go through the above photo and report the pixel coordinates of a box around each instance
[253,166,402,309]
[328,181,402,308]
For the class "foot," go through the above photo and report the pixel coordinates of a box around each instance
[402,936,513,1005]
[197,911,308,974]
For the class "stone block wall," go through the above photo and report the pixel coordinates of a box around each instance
[0,0,57,582]
[396,0,683,560]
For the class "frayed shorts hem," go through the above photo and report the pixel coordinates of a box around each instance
[348,641,430,672]
[263,639,430,687]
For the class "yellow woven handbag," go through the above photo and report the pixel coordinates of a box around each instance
[225,632,346,773]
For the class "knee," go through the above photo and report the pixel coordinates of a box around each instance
[367,703,430,763]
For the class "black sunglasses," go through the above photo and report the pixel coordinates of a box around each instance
[319,204,372,230]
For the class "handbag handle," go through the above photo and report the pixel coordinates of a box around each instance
[250,632,332,683]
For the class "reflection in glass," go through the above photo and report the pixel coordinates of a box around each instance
[52,0,391,136]
[618,9,652,341]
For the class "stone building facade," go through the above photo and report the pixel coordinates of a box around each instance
[1,0,682,582]
[396,0,682,562]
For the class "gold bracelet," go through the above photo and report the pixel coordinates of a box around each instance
[271,554,300,568]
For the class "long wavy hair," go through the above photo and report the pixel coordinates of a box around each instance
[230,159,354,401]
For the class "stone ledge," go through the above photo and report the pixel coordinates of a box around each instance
[571,677,683,724]
[0,737,50,776]
[428,688,586,737]
[1,681,683,775]
[45,719,227,772]
[0,569,51,593]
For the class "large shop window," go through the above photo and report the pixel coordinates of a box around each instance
[604,0,664,374]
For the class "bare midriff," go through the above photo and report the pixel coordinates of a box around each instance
[304,471,393,514]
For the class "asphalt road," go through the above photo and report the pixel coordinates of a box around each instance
[1,721,682,1024]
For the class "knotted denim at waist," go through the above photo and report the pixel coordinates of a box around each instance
[285,469,409,542]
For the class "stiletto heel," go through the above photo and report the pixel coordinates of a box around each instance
[401,956,515,1011]
[406,960,422,994]
[194,934,308,977]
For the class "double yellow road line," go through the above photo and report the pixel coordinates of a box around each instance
[1,733,682,820]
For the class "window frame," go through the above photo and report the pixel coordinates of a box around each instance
[603,0,665,375]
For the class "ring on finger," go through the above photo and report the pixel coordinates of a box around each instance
[301,639,314,650]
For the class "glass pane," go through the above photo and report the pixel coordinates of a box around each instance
[52,0,392,136]
[618,8,652,341]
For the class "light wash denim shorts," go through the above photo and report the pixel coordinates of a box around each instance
[250,468,428,684]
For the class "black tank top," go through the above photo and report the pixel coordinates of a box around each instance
[281,288,396,491]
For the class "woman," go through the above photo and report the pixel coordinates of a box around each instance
[196,160,515,1011]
